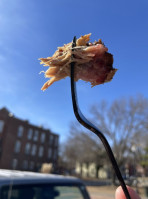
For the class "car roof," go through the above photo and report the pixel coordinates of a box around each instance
[0,169,83,186]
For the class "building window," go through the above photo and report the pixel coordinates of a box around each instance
[38,146,44,157]
[22,160,28,170]
[55,137,59,147]
[33,130,39,141]
[27,128,33,140]
[31,144,37,156]
[17,125,24,137]
[14,140,21,153]
[0,120,4,133]
[29,161,34,170]
[25,143,31,154]
[37,163,41,171]
[12,159,18,169]
[54,150,58,160]
[48,148,52,158]
[49,135,53,145]
[40,133,46,143]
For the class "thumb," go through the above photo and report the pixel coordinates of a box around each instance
[115,186,141,199]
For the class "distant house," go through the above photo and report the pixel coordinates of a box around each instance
[75,162,109,179]
[0,107,59,172]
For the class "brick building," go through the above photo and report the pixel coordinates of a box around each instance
[0,107,59,172]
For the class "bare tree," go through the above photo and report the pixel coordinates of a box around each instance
[60,94,148,179]
[61,122,106,173]
[90,94,148,167]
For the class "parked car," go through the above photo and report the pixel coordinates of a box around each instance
[0,169,91,199]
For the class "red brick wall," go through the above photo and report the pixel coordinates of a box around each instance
[0,108,59,172]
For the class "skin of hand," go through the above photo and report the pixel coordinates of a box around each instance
[115,186,141,199]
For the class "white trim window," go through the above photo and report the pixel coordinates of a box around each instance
[48,148,52,159]
[14,140,21,153]
[12,159,18,169]
[29,161,34,170]
[23,160,28,169]
[38,146,44,157]
[33,130,39,141]
[49,135,53,145]
[31,144,37,156]
[40,133,46,143]
[17,125,24,137]
[25,143,31,154]
[0,120,4,133]
[27,128,33,140]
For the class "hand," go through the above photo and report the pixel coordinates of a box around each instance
[115,186,141,199]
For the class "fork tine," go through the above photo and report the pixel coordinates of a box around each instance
[70,36,131,199]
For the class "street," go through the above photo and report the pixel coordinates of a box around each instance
[87,185,147,199]
[87,186,116,199]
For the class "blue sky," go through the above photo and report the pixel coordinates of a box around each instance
[0,0,148,142]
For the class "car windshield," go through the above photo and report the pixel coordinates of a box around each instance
[1,184,85,199]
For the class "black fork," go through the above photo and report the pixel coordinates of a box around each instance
[70,36,131,199]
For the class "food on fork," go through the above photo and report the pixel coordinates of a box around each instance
[39,33,117,91]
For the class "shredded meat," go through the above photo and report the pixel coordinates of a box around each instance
[39,33,117,90]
